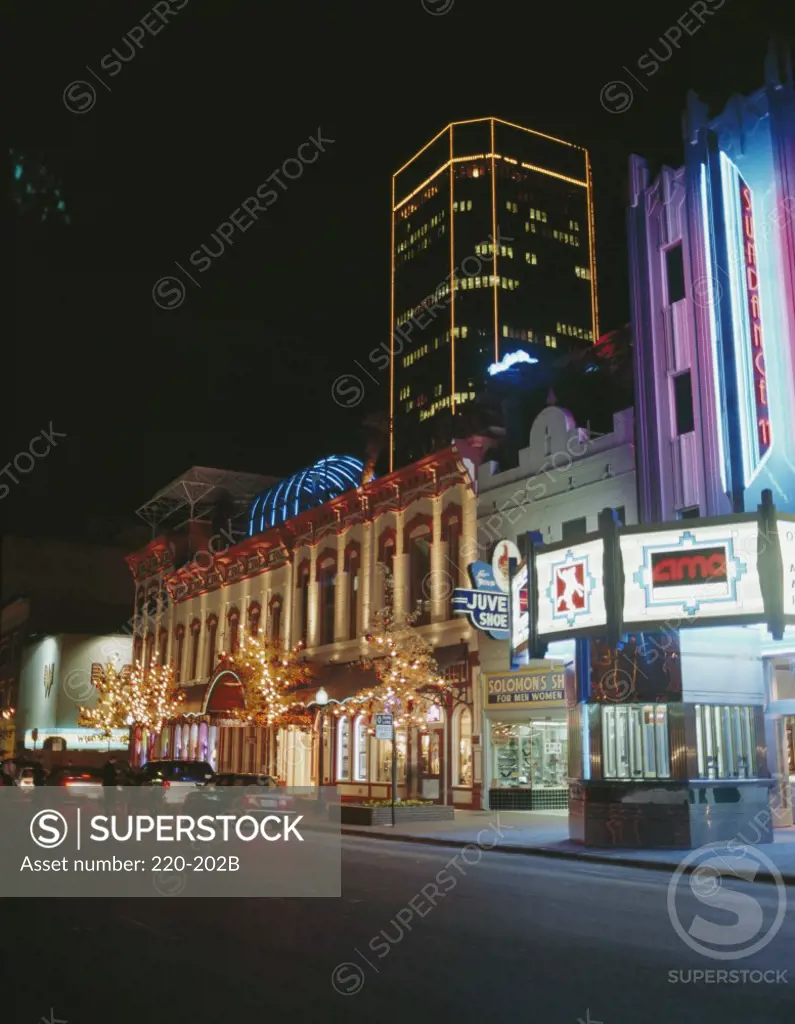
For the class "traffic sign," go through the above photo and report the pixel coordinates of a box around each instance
[375,714,393,740]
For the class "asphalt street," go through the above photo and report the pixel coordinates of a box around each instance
[4,835,793,1024]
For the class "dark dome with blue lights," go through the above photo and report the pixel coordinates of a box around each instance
[248,455,367,535]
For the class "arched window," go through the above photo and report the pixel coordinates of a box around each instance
[405,517,432,626]
[296,560,310,646]
[455,707,473,786]
[174,624,186,683]
[270,595,283,642]
[317,552,336,647]
[206,615,219,676]
[227,607,240,654]
[158,628,168,667]
[353,715,368,781]
[189,619,201,681]
[377,528,397,612]
[337,716,351,780]
[144,631,154,671]
[248,601,261,637]
[346,544,360,640]
[379,529,396,576]
[443,505,463,617]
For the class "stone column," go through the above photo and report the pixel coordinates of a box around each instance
[394,509,407,622]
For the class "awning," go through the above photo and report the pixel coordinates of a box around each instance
[292,662,379,705]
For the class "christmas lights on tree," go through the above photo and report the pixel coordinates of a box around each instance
[79,655,184,745]
[354,570,450,728]
[223,631,314,727]
[77,657,129,743]
[125,658,185,733]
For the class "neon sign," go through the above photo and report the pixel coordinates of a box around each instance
[721,154,773,486]
[650,547,727,587]
[452,561,510,640]
[487,350,538,376]
[739,181,771,460]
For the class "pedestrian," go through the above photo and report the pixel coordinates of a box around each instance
[32,759,47,804]
[102,756,118,786]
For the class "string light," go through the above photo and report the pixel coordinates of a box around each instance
[225,630,314,728]
[78,654,184,741]
[354,569,451,726]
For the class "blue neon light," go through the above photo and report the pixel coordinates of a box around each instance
[701,163,728,496]
[487,350,538,376]
[248,455,367,535]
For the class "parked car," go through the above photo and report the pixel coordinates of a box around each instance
[182,773,295,817]
[137,760,215,804]
[15,767,36,789]
[45,766,103,799]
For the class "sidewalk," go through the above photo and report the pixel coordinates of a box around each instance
[338,809,795,883]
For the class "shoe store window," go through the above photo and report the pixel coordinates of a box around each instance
[488,719,567,810]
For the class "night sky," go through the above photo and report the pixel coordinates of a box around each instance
[7,0,792,541]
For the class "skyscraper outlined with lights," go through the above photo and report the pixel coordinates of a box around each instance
[390,118,599,470]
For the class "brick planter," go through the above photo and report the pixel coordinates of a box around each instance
[340,804,455,826]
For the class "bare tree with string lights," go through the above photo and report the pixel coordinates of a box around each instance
[223,630,315,729]
[353,569,452,728]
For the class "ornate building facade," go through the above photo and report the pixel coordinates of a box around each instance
[126,442,492,807]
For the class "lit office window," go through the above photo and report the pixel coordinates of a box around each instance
[602,704,671,779]
[695,705,756,779]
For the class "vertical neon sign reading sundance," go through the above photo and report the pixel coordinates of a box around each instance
[740,181,771,457]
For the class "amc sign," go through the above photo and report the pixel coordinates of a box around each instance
[621,523,764,622]
[650,546,728,588]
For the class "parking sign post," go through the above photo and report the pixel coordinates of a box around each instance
[375,714,395,826]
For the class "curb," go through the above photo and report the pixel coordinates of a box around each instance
[339,827,795,885]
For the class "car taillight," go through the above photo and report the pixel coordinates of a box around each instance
[161,780,170,788]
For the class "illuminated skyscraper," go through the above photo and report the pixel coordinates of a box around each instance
[389,118,599,469]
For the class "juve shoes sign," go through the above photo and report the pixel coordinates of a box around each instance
[453,541,519,640]
[508,502,795,651]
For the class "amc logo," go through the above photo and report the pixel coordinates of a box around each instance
[650,546,727,589]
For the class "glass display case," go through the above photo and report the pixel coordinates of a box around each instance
[489,719,567,809]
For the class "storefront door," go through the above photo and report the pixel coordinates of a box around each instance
[419,727,443,802]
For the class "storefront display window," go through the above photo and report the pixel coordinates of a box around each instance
[456,709,472,786]
[695,704,755,779]
[337,717,350,780]
[491,721,567,789]
[421,730,441,776]
[354,716,367,781]
[602,704,670,780]
[375,730,407,783]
